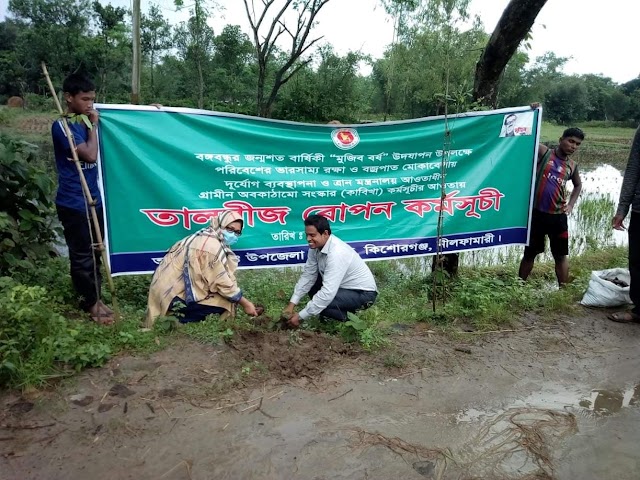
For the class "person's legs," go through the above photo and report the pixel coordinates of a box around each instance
[629,211,639,315]
[432,253,459,276]
[321,289,378,321]
[520,210,545,281]
[518,251,537,281]
[553,254,569,286]
[549,213,570,286]
[170,297,226,323]
[57,205,104,313]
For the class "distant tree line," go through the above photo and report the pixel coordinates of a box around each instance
[1,0,639,125]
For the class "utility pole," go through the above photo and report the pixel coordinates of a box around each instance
[131,0,141,104]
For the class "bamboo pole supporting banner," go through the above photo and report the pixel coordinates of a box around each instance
[41,62,120,323]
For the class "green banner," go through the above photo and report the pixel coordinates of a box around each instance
[96,106,540,275]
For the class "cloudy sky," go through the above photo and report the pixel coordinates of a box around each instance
[2,0,638,83]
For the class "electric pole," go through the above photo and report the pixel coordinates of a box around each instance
[131,0,141,104]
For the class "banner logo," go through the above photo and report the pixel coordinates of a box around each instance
[331,128,360,150]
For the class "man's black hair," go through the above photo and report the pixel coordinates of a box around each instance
[504,114,517,125]
[304,214,331,235]
[62,73,96,95]
[562,127,585,140]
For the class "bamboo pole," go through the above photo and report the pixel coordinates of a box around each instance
[41,62,120,323]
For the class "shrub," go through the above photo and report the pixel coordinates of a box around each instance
[0,134,60,272]
[23,93,56,112]
[0,273,163,389]
[0,107,18,127]
[0,278,57,386]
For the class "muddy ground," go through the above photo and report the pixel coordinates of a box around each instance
[1,308,639,480]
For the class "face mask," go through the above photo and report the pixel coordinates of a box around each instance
[222,229,239,246]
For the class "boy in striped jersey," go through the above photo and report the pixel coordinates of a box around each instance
[519,127,584,286]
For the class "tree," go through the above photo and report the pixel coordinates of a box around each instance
[495,50,529,107]
[0,20,26,98]
[523,52,568,104]
[621,77,640,122]
[274,47,365,122]
[473,0,548,106]
[605,89,631,122]
[242,0,332,117]
[8,0,91,93]
[426,0,549,274]
[174,0,216,109]
[370,0,485,119]
[210,24,254,111]
[141,3,173,99]
[90,1,130,102]
[544,76,589,124]
[580,74,617,121]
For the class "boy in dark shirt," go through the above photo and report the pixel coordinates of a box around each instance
[52,73,112,324]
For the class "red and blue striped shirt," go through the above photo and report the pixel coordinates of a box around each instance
[533,149,577,214]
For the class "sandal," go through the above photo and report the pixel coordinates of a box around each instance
[607,311,640,324]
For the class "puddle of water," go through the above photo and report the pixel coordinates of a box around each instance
[456,381,640,423]
[578,383,640,417]
[448,381,640,479]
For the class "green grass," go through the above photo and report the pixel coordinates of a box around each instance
[1,242,629,389]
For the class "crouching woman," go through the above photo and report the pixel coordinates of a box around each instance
[145,210,258,327]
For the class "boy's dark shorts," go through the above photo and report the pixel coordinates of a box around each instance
[524,209,569,258]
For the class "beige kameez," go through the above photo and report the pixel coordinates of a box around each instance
[145,211,243,327]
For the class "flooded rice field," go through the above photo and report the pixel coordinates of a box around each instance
[461,163,627,268]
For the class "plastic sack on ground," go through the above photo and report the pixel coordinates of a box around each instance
[580,268,632,308]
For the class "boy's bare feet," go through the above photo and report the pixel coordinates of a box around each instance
[88,302,114,325]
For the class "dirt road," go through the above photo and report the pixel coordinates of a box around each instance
[2,309,639,480]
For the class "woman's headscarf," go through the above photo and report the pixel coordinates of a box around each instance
[208,209,243,267]
[181,209,243,305]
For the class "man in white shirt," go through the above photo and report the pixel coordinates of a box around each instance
[284,214,378,327]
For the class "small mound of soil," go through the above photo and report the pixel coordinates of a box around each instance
[228,330,355,379]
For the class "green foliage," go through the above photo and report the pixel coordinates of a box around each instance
[23,92,55,111]
[0,277,108,386]
[173,0,216,109]
[305,311,388,351]
[0,259,169,387]
[182,320,232,345]
[0,107,18,126]
[141,3,173,99]
[7,0,91,92]
[274,47,368,123]
[181,314,247,345]
[0,134,59,272]
[574,194,616,251]
[544,76,590,124]
[338,311,388,351]
[447,274,539,328]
